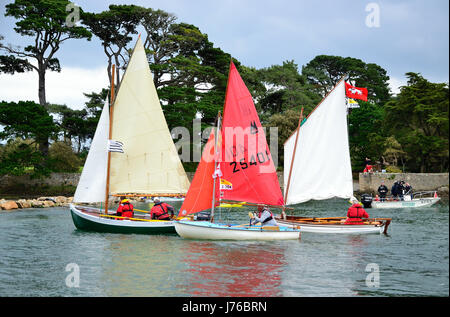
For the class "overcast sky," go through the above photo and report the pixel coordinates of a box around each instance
[0,0,448,109]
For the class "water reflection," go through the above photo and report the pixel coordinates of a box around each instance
[101,234,182,297]
[178,241,289,297]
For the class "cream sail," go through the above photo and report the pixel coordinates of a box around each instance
[73,102,109,203]
[283,79,353,205]
[109,37,189,196]
[69,37,189,234]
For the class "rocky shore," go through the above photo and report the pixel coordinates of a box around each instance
[0,196,74,211]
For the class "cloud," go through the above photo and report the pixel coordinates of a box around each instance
[388,76,407,96]
[0,66,108,109]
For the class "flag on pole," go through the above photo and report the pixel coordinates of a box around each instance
[108,140,124,153]
[345,82,368,101]
[347,98,360,108]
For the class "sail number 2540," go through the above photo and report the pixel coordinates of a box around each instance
[229,150,271,173]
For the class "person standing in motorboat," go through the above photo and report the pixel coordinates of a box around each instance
[404,182,413,200]
[391,180,403,200]
[377,181,389,201]
[249,205,278,227]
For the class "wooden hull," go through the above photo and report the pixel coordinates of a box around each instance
[69,204,176,234]
[174,220,301,240]
[371,197,440,209]
[276,216,391,234]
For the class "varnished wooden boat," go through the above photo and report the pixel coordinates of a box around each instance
[275,215,391,234]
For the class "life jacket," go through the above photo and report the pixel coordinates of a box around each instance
[152,202,171,220]
[345,204,368,224]
[117,202,134,218]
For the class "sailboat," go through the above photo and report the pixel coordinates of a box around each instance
[69,37,190,234]
[276,77,391,234]
[173,61,301,240]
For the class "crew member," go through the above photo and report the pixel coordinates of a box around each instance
[377,181,388,201]
[345,200,369,225]
[116,198,134,218]
[150,198,174,221]
[249,205,278,227]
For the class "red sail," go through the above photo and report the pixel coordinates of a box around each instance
[178,131,219,217]
[219,62,284,206]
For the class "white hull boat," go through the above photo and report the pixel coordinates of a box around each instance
[371,197,440,209]
[281,78,392,233]
[174,220,300,240]
[276,216,390,234]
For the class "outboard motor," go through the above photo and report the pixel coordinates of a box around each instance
[360,194,373,208]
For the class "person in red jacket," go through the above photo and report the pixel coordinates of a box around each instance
[116,198,134,218]
[150,198,174,221]
[345,200,369,225]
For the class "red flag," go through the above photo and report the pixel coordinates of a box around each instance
[345,82,368,101]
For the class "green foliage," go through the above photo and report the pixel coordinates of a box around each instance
[256,60,321,120]
[267,108,303,167]
[0,100,58,144]
[302,55,391,105]
[385,166,402,173]
[48,141,81,172]
[348,101,386,170]
[2,0,91,105]
[0,139,50,177]
[81,4,142,87]
[0,54,32,74]
[384,72,449,172]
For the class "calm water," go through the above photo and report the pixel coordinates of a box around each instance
[0,199,448,297]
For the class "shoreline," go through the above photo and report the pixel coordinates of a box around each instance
[0,196,74,211]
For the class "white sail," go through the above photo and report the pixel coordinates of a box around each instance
[73,102,109,203]
[109,37,190,195]
[284,79,353,205]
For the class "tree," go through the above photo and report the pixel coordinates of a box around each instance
[47,104,89,154]
[257,60,321,120]
[0,138,45,176]
[384,73,449,172]
[1,0,91,106]
[302,55,391,105]
[0,35,32,73]
[0,100,59,176]
[267,108,304,168]
[48,141,81,172]
[348,101,386,171]
[82,4,143,88]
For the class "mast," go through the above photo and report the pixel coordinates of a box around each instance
[104,64,116,214]
[210,112,221,223]
[284,107,303,205]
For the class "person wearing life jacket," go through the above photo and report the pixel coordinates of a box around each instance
[250,205,278,227]
[345,200,369,225]
[150,198,174,221]
[116,198,134,218]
